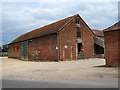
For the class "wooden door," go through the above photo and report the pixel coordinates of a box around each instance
[21,41,28,60]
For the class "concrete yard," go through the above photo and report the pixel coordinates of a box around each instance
[1,57,118,88]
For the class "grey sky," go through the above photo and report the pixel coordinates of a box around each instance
[1,1,118,46]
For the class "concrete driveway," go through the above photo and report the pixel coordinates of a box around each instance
[2,57,118,88]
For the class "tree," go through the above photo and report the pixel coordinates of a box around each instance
[2,44,8,52]
[0,46,2,53]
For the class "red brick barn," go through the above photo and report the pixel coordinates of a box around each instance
[8,14,95,61]
[104,21,120,67]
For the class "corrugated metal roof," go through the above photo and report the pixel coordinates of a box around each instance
[92,29,104,36]
[104,21,120,32]
[10,14,77,44]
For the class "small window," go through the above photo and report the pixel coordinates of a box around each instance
[77,30,81,37]
[17,46,18,50]
[76,18,80,24]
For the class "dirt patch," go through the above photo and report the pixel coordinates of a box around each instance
[2,57,118,88]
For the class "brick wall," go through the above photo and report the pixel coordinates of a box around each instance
[59,18,77,61]
[119,30,120,66]
[59,16,94,60]
[28,34,58,61]
[79,16,94,58]
[8,15,95,61]
[104,30,119,67]
[8,43,21,59]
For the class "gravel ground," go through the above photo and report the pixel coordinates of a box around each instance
[1,57,118,88]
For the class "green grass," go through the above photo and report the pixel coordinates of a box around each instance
[3,52,8,57]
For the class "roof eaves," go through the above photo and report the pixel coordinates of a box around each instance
[9,15,75,44]
[58,14,77,32]
[103,21,120,32]
[9,32,57,45]
[104,29,120,32]
[77,15,95,36]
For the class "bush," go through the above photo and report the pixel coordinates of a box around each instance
[3,52,8,57]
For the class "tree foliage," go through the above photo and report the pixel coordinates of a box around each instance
[2,44,8,52]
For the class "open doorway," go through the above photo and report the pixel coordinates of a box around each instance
[94,43,104,58]
[78,43,82,54]
[21,41,28,60]
[77,43,84,59]
[94,44,104,54]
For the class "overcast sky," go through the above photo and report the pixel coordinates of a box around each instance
[1,1,118,46]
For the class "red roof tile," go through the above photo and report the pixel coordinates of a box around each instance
[10,14,77,44]
[104,21,120,32]
[92,29,104,36]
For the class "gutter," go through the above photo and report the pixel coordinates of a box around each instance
[57,32,59,62]
[9,33,57,45]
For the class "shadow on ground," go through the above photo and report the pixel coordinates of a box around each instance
[2,78,118,88]
[93,65,106,68]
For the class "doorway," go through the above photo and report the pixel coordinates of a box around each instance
[21,41,28,60]
[78,43,82,54]
[77,43,84,59]
[94,44,104,54]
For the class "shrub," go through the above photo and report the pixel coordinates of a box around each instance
[3,52,8,57]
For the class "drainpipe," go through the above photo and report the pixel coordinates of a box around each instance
[102,37,105,58]
[57,32,59,62]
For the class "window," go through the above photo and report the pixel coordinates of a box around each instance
[17,46,19,50]
[77,29,81,37]
[76,18,80,24]
[78,43,82,53]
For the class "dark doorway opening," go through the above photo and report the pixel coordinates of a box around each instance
[21,41,28,60]
[77,43,84,59]
[78,43,82,53]
[94,44,104,54]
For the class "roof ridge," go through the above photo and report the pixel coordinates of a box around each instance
[19,15,76,36]
[92,29,104,36]
[77,15,95,36]
[10,14,77,44]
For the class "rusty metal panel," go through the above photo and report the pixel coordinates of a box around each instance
[21,41,28,60]
[94,37,104,48]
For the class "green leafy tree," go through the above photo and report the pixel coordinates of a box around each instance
[2,44,8,52]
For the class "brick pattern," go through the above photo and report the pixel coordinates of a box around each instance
[8,14,95,61]
[59,18,77,60]
[79,16,94,59]
[104,30,119,67]
[8,43,21,59]
[118,30,120,67]
[59,16,94,60]
[28,34,58,61]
